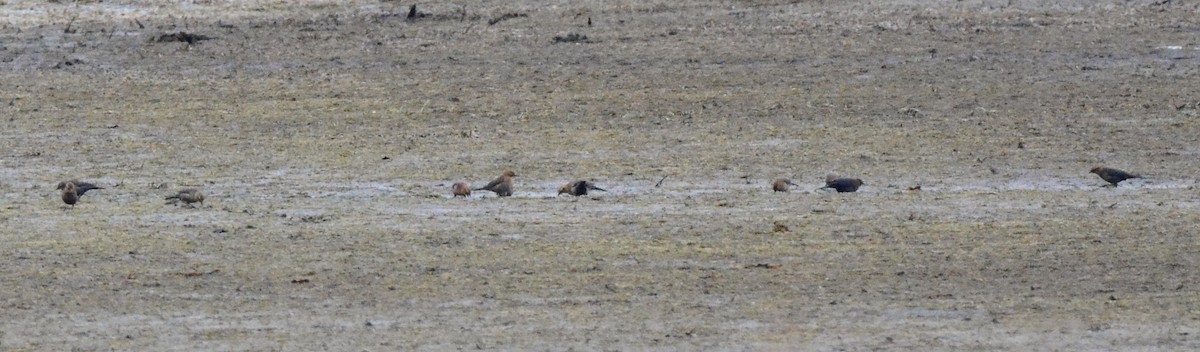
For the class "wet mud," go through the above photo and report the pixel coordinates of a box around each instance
[0,0,1198,350]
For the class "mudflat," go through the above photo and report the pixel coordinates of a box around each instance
[1,0,1198,350]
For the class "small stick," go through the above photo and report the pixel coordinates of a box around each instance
[64,15,77,34]
[655,176,668,188]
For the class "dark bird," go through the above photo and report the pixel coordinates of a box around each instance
[822,174,864,193]
[56,180,103,197]
[558,180,607,196]
[166,188,205,207]
[61,183,79,207]
[772,178,797,192]
[475,170,516,197]
[1090,166,1140,186]
[452,182,472,197]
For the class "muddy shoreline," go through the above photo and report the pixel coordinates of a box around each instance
[1,0,1198,350]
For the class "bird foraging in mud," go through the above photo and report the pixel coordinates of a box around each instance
[475,170,516,197]
[60,183,79,207]
[558,180,607,196]
[56,180,103,197]
[772,178,797,192]
[1090,166,1140,187]
[451,182,472,197]
[166,188,205,207]
[821,174,864,193]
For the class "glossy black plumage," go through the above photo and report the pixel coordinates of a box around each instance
[823,175,864,193]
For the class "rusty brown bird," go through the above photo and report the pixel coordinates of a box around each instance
[452,182,472,197]
[772,178,797,192]
[166,188,205,207]
[56,180,103,197]
[822,174,864,193]
[558,180,607,196]
[475,170,516,197]
[61,183,79,207]
[1090,166,1140,186]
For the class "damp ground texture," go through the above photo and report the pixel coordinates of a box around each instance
[1,0,1199,350]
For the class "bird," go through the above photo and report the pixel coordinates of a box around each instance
[558,180,607,196]
[165,188,205,207]
[1090,166,1140,187]
[451,182,472,197]
[60,183,79,207]
[56,180,103,197]
[475,170,516,197]
[772,178,797,192]
[822,174,864,193]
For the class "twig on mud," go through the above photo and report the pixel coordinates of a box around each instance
[418,99,431,115]
[744,263,782,269]
[552,33,593,44]
[154,32,215,44]
[488,13,528,26]
[655,176,668,188]
[175,269,220,277]
[63,15,78,34]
